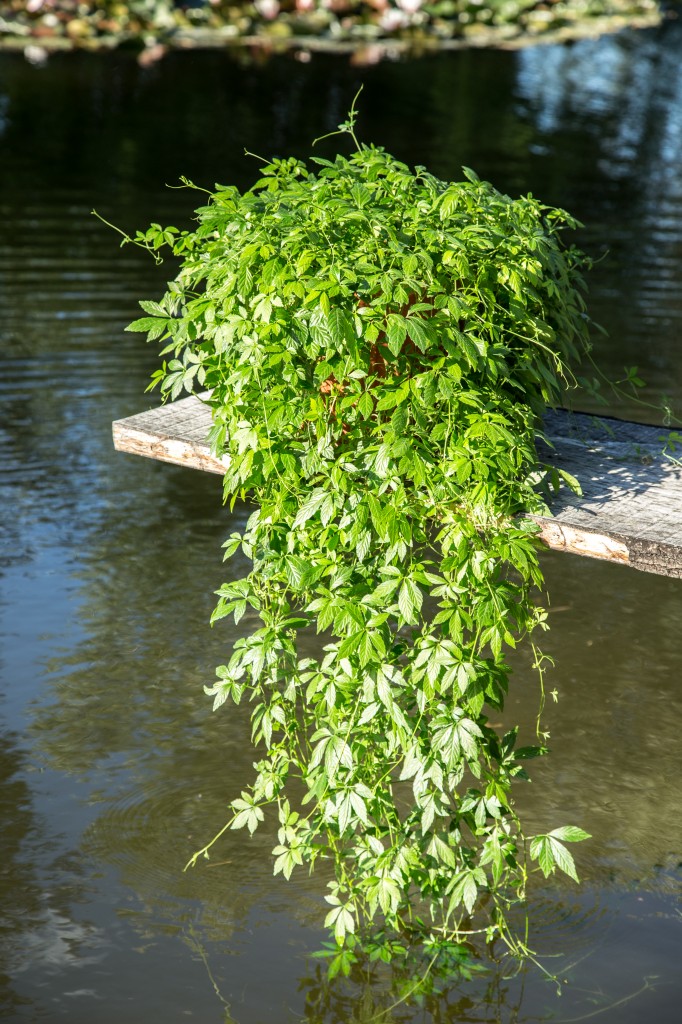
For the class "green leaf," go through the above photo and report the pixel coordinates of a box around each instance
[126,316,164,333]
[398,578,422,624]
[558,468,583,496]
[324,902,355,945]
[357,390,374,419]
[375,389,401,412]
[139,299,167,316]
[548,837,579,882]
[327,307,355,349]
[440,188,459,220]
[385,314,407,356]
[373,444,391,478]
[285,555,310,590]
[405,316,433,353]
[325,735,353,779]
[462,165,480,183]
[358,702,380,726]
[293,489,327,529]
[428,834,457,869]
[549,826,591,843]
[529,836,554,878]
[447,870,479,916]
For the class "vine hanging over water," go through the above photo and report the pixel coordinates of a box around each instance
[119,104,594,981]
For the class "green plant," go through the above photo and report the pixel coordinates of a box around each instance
[120,103,593,986]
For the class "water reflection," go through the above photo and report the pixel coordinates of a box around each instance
[517,554,682,890]
[515,28,682,182]
[293,887,678,1024]
[0,733,101,1016]
[515,24,682,417]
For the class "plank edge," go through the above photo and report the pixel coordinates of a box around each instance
[112,420,227,476]
[111,399,682,577]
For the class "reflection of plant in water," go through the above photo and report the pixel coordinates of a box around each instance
[186,919,494,1024]
[299,934,663,1024]
[115,97,598,994]
[550,976,660,1024]
[299,941,527,1024]
[185,925,240,1024]
[0,733,99,1016]
[180,891,666,1024]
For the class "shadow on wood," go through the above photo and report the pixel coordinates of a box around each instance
[112,395,682,578]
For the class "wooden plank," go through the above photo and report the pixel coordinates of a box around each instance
[112,395,229,476]
[112,395,682,578]
[535,410,682,576]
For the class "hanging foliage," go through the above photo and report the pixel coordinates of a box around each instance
[119,104,593,982]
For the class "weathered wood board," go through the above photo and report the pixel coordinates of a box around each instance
[113,396,231,476]
[113,395,682,578]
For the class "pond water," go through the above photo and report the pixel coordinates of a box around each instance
[1,25,681,1023]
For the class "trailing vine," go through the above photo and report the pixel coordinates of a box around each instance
[120,103,595,983]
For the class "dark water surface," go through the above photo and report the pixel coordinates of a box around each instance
[1,27,681,1023]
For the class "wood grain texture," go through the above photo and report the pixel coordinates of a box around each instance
[533,409,682,576]
[112,396,682,577]
[112,396,229,475]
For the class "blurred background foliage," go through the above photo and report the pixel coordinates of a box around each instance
[0,0,667,56]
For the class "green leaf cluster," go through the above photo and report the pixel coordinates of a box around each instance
[124,125,594,976]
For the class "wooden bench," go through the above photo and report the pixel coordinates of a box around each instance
[113,395,682,578]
